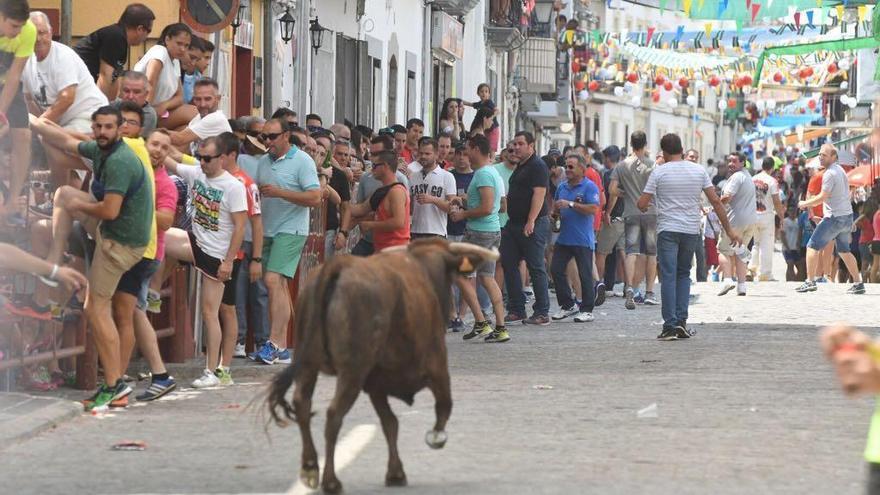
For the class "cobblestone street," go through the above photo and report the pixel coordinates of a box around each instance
[1,270,875,494]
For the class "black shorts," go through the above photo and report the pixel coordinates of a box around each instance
[1,83,29,129]
[116,257,160,310]
[186,231,241,305]
[872,241,880,256]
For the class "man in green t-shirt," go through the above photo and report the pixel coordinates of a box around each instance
[0,0,35,221]
[31,105,154,411]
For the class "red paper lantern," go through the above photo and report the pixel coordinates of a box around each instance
[663,81,673,91]
[773,72,783,83]
[678,77,689,89]
[808,99,817,110]
[626,72,639,83]
[588,80,600,92]
[654,75,666,86]
[799,67,814,79]
[740,74,752,86]
[571,60,581,73]
[651,90,661,103]
[828,62,838,74]
[709,75,721,87]
[574,80,586,92]
[727,98,737,109]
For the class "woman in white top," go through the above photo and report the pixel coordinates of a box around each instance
[133,23,196,129]
[438,98,463,142]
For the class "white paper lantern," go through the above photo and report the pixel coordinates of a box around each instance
[840,81,849,90]
[848,98,858,108]
[613,86,625,97]
[718,99,728,111]
[667,97,678,108]
[839,59,851,72]
[631,96,642,107]
[686,95,698,106]
[840,95,850,105]
[578,90,590,101]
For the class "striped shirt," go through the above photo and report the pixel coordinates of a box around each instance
[643,160,712,234]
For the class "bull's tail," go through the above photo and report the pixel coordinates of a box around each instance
[266,259,346,425]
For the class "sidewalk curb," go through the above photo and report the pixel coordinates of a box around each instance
[0,393,82,449]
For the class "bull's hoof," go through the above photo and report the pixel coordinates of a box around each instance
[424,429,448,449]
[385,472,408,487]
[300,467,320,489]
[322,478,343,494]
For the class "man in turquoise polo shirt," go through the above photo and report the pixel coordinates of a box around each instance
[253,118,321,364]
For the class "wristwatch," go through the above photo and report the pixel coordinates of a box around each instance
[568,201,575,209]
[252,257,262,263]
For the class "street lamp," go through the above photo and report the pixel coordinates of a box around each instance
[533,0,555,37]
[309,17,326,54]
[279,9,295,44]
[231,3,246,33]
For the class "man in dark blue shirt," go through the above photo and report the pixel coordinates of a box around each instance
[550,154,601,323]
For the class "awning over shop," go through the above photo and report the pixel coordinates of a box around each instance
[784,128,832,146]
[802,133,870,159]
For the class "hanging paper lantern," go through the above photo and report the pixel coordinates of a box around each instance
[839,59,851,71]
[686,95,698,106]
[631,96,642,107]
[654,74,666,86]
[848,98,858,109]
[613,86,625,97]
[727,98,737,109]
[626,72,639,83]
[574,80,586,92]
[588,80,600,92]
[663,81,673,91]
[799,67,814,79]
[571,60,581,73]
[667,97,678,108]
[577,90,589,101]
[678,77,689,89]
[807,99,817,110]
[709,75,721,87]
[717,100,727,111]
[828,62,838,74]
[773,72,783,83]
[651,90,661,103]
[841,81,849,90]
[740,75,752,86]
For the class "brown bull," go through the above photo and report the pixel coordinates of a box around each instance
[268,239,499,494]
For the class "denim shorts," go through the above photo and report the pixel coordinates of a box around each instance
[807,215,853,253]
[463,229,501,277]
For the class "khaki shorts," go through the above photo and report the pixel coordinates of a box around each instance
[88,228,146,299]
[63,113,94,134]
[596,218,625,255]
[716,223,757,256]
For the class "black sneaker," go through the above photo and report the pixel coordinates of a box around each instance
[674,324,693,339]
[594,282,606,307]
[657,327,679,341]
[848,283,866,295]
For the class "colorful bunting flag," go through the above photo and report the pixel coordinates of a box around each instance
[683,0,692,15]
[836,5,845,22]
[705,22,712,39]
[806,11,814,26]
[646,27,655,45]
[794,12,801,29]
[751,3,761,23]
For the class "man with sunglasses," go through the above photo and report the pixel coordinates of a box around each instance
[30,106,154,411]
[252,118,321,365]
[167,78,231,152]
[162,136,247,388]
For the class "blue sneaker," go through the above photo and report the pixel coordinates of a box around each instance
[256,341,292,365]
[634,291,645,304]
[248,341,268,361]
[816,276,828,283]
[276,347,292,364]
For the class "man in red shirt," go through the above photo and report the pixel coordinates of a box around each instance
[807,168,834,280]
[399,118,424,164]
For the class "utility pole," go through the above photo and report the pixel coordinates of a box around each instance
[60,0,72,45]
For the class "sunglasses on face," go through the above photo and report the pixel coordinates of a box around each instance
[260,132,284,142]
[31,180,50,189]
[195,153,222,162]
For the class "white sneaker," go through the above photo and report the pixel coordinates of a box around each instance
[717,281,736,296]
[736,283,747,296]
[551,306,578,321]
[234,343,246,358]
[191,369,220,388]
[573,312,594,322]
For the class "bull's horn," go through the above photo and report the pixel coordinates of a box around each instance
[448,242,500,261]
